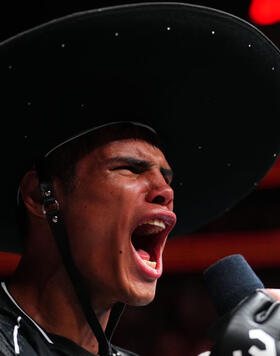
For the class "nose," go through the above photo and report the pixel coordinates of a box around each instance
[145,175,174,209]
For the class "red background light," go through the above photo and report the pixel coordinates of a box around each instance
[249,0,280,25]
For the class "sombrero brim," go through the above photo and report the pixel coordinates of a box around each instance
[1,2,280,251]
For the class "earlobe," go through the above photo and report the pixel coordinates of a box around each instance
[20,170,45,219]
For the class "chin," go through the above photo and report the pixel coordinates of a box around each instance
[124,285,157,307]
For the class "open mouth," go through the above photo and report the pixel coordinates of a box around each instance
[131,219,168,270]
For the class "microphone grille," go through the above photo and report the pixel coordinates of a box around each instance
[203,254,264,315]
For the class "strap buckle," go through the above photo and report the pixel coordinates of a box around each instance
[42,197,60,215]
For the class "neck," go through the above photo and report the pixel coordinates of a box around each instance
[7,249,111,355]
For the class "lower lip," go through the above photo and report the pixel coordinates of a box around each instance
[132,246,162,280]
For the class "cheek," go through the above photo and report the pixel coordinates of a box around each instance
[62,175,147,252]
[99,177,147,208]
[65,181,144,252]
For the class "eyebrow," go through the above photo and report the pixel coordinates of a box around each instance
[107,156,173,183]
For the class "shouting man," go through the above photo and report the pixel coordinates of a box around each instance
[0,2,280,355]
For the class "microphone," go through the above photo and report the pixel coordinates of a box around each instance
[203,254,264,316]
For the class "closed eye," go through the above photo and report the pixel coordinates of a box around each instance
[111,165,141,174]
[109,157,152,174]
[107,156,173,183]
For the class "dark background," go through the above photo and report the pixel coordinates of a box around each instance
[2,1,280,355]
[0,0,279,47]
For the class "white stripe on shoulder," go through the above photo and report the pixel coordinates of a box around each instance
[13,316,21,355]
[1,282,53,344]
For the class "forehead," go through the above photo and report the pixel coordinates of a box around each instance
[75,138,171,173]
[92,138,170,167]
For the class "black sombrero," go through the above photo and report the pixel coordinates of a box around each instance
[1,2,280,251]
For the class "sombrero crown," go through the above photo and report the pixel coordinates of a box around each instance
[1,2,280,251]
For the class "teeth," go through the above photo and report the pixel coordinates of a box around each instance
[141,219,166,229]
[136,219,166,235]
[144,260,157,269]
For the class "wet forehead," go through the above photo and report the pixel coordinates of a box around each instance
[75,138,173,184]
[99,138,171,168]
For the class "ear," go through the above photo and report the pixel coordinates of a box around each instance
[20,170,45,219]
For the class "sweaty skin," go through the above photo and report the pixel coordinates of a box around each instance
[54,138,176,308]
[8,138,176,354]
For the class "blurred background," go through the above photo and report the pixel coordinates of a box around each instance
[1,0,280,355]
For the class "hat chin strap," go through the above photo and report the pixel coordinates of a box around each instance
[36,160,125,356]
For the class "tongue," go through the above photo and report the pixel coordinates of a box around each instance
[137,249,150,261]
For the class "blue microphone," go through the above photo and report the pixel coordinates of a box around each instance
[203,254,264,316]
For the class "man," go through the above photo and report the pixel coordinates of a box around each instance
[3,123,176,355]
[0,2,280,356]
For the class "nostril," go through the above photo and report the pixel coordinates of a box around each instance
[152,196,165,204]
[146,182,174,207]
